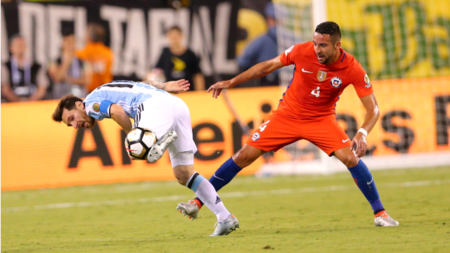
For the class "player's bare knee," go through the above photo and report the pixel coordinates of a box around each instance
[173,168,191,186]
[232,150,253,168]
[343,155,359,168]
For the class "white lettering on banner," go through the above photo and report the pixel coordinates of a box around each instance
[176,9,191,46]
[48,5,75,61]
[213,2,238,74]
[19,3,46,66]
[74,7,87,50]
[1,7,8,62]
[9,3,238,78]
[122,9,147,78]
[149,9,174,68]
[100,6,127,74]
[190,6,213,76]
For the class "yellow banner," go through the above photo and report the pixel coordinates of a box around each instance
[328,0,450,80]
[2,77,450,190]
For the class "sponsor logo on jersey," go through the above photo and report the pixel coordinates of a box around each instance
[301,68,313,73]
[330,77,342,88]
[317,70,327,82]
[93,103,100,112]
[252,132,260,141]
[364,74,371,88]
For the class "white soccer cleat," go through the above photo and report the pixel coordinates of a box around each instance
[176,200,200,220]
[374,211,400,227]
[210,214,239,236]
[147,130,177,163]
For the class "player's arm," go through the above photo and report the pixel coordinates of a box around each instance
[207,56,285,98]
[110,104,132,134]
[351,93,380,158]
[143,79,190,93]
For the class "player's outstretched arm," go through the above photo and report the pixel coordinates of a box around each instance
[351,94,380,158]
[110,104,132,134]
[207,56,284,98]
[143,79,190,93]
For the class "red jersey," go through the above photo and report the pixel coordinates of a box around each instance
[278,41,373,118]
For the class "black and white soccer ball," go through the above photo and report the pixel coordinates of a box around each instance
[125,127,157,160]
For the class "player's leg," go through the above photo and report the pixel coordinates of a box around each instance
[181,113,298,216]
[183,144,265,212]
[168,97,239,235]
[306,115,398,226]
[172,155,232,223]
[333,147,399,226]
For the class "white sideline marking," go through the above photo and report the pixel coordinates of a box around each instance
[2,179,449,213]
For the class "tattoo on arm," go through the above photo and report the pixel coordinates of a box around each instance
[143,80,166,90]
[248,70,268,81]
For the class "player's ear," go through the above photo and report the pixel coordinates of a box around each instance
[75,101,84,109]
[335,40,341,49]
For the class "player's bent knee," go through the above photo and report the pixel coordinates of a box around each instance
[173,167,192,185]
[342,155,359,168]
[232,145,262,168]
[172,153,195,185]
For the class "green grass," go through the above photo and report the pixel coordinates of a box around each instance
[2,167,450,253]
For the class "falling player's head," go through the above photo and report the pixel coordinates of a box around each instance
[313,21,342,65]
[52,95,96,129]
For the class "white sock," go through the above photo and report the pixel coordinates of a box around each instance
[186,172,231,221]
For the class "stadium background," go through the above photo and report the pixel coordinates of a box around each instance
[2,1,450,252]
[2,0,449,190]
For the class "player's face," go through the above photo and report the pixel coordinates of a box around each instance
[313,32,339,65]
[62,102,96,129]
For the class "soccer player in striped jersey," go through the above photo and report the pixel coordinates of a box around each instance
[51,79,239,236]
[177,21,399,227]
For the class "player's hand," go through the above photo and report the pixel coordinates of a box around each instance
[351,132,367,158]
[164,79,190,93]
[207,80,233,99]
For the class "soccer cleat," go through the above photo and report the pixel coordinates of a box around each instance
[147,130,177,163]
[176,200,200,220]
[210,214,239,236]
[374,210,400,227]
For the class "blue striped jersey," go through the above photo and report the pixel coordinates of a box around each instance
[83,80,169,120]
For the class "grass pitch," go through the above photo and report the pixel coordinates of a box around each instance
[2,167,450,253]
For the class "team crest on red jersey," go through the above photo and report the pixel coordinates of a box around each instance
[330,77,342,88]
[252,132,260,141]
[317,71,327,82]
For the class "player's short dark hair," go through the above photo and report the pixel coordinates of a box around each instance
[87,23,106,43]
[52,95,83,122]
[167,25,182,35]
[315,21,341,43]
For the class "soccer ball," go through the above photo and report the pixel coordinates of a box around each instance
[125,127,157,159]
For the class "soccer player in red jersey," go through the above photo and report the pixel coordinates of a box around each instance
[177,21,399,227]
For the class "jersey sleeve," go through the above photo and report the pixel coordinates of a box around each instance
[279,43,302,66]
[84,97,115,121]
[351,63,373,98]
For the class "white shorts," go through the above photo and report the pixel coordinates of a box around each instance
[135,95,197,166]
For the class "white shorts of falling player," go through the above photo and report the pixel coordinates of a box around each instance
[136,95,197,168]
